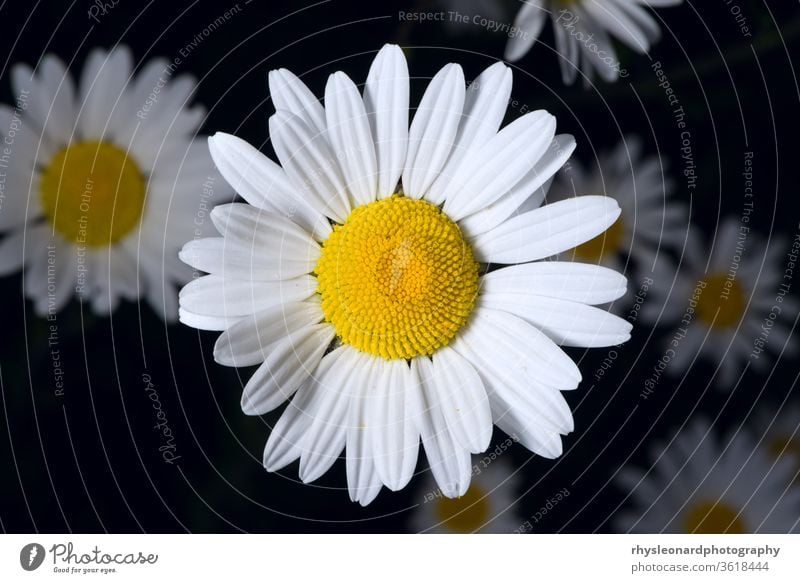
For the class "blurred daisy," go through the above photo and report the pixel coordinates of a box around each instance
[753,404,800,482]
[180,44,631,505]
[641,219,798,386]
[411,457,521,533]
[548,137,685,311]
[616,419,800,533]
[505,0,683,85]
[0,47,228,319]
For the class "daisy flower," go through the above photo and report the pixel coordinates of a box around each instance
[411,456,521,533]
[641,219,798,386]
[752,404,800,483]
[179,44,632,505]
[615,419,800,533]
[0,46,229,319]
[547,137,685,311]
[505,0,683,85]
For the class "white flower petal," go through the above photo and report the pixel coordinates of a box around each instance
[208,133,331,240]
[179,274,316,319]
[240,323,334,415]
[505,1,547,62]
[268,68,326,136]
[413,357,472,498]
[213,301,324,367]
[443,110,556,220]
[429,347,493,454]
[458,134,575,237]
[363,44,409,199]
[11,55,75,144]
[426,62,513,205]
[368,359,421,491]
[346,354,384,505]
[583,0,651,53]
[180,237,310,281]
[77,47,133,139]
[472,196,621,263]
[481,261,628,305]
[298,347,361,482]
[490,397,563,458]
[325,72,378,206]
[210,203,320,265]
[269,110,350,222]
[402,64,465,199]
[479,293,632,347]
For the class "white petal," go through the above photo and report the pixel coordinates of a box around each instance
[465,307,581,391]
[210,203,320,265]
[269,111,350,222]
[11,56,75,143]
[472,196,621,263]
[505,1,547,62]
[213,301,324,367]
[426,62,512,205]
[442,110,556,220]
[268,68,326,136]
[181,237,309,281]
[179,274,316,319]
[481,261,628,305]
[77,47,133,139]
[402,64,465,199]
[298,347,361,482]
[583,0,651,53]
[490,397,563,458]
[429,347,493,453]
[413,357,472,498]
[208,133,331,240]
[458,134,575,237]
[479,293,632,347]
[363,44,409,199]
[368,359,421,491]
[263,346,346,471]
[325,72,378,206]
[346,354,383,505]
[240,323,334,415]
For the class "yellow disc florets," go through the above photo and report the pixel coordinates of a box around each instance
[316,196,479,360]
[39,140,146,247]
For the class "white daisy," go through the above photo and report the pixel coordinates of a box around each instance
[179,44,632,505]
[615,419,800,533]
[752,403,800,483]
[411,456,521,533]
[505,0,683,85]
[0,46,229,319]
[641,219,798,386]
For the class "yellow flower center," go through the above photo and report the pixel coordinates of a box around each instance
[39,140,146,247]
[571,216,623,262]
[683,500,747,533]
[316,196,478,360]
[695,273,746,329]
[434,484,490,533]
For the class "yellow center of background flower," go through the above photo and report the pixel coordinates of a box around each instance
[683,500,746,533]
[696,274,746,328]
[572,217,624,262]
[316,196,478,360]
[434,484,490,532]
[40,140,146,247]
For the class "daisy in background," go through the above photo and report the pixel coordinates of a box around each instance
[180,44,632,505]
[640,219,798,386]
[411,457,521,533]
[0,47,229,319]
[547,136,685,311]
[752,403,800,483]
[505,0,683,85]
[615,419,800,533]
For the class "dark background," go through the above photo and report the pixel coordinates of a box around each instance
[0,0,798,532]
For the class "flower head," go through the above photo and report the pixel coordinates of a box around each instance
[180,44,631,504]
